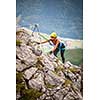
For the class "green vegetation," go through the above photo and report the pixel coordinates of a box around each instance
[58,48,83,66]
[36,59,44,70]
[16,72,23,84]
[16,72,25,94]
[55,66,64,73]
[63,79,72,87]
[16,40,22,46]
[19,88,43,100]
[46,82,56,89]
[16,83,25,93]
[16,72,43,100]
[68,67,80,73]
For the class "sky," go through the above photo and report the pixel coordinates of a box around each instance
[16,0,83,39]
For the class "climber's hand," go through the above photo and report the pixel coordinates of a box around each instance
[36,42,40,44]
[49,51,53,54]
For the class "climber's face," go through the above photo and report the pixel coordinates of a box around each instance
[50,36,56,40]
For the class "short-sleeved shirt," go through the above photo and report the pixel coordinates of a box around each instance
[49,39,65,50]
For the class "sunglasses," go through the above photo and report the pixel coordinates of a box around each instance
[51,36,55,38]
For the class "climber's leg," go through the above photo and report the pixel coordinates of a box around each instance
[60,50,65,63]
[54,48,59,57]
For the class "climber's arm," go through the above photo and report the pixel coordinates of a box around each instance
[41,40,49,44]
[52,40,60,52]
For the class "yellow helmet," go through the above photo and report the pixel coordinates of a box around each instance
[50,32,57,38]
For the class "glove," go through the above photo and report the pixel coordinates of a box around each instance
[36,42,40,44]
[49,51,53,54]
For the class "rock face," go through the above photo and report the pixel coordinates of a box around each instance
[16,27,83,100]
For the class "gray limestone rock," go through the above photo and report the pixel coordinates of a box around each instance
[16,27,83,100]
[23,67,38,80]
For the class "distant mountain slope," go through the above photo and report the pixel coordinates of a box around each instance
[58,48,83,66]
